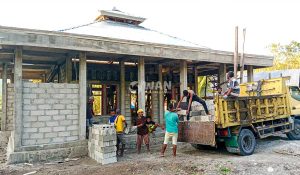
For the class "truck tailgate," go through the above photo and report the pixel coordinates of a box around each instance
[178,121,216,146]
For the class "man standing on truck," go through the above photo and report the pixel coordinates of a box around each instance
[161,103,179,157]
[223,71,240,98]
[176,89,209,119]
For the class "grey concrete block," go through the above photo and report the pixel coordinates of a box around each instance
[66,104,78,109]
[66,115,78,120]
[31,122,46,128]
[46,110,59,116]
[23,94,37,99]
[46,121,59,127]
[23,82,38,88]
[66,136,79,141]
[45,133,58,138]
[53,83,66,88]
[53,126,66,132]
[67,125,78,131]
[38,116,52,121]
[52,94,66,99]
[58,131,71,137]
[23,128,38,133]
[60,120,72,126]
[39,127,52,133]
[23,105,37,110]
[53,104,65,110]
[31,110,45,116]
[38,104,52,110]
[59,89,72,93]
[32,99,45,104]
[60,110,73,115]
[31,88,46,94]
[30,133,44,139]
[53,115,66,120]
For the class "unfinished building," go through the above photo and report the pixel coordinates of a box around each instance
[0,9,273,163]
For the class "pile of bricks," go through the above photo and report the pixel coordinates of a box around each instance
[88,124,117,165]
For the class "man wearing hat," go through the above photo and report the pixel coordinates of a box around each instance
[135,109,150,154]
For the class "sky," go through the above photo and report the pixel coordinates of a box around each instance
[0,0,299,55]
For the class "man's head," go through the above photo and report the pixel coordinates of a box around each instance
[146,116,151,122]
[168,103,175,112]
[227,71,234,80]
[137,109,144,117]
[183,90,189,97]
[110,109,116,116]
[116,109,121,115]
[88,96,94,103]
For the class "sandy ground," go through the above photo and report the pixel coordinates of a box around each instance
[1,136,300,175]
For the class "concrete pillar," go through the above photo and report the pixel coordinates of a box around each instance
[120,61,126,115]
[79,52,87,140]
[1,63,7,131]
[13,47,22,149]
[158,64,164,123]
[194,66,199,96]
[247,65,254,82]
[180,60,188,95]
[219,64,227,92]
[138,57,145,111]
[65,57,72,83]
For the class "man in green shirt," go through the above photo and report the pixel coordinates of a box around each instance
[160,103,179,157]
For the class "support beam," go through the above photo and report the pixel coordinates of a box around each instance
[247,65,254,82]
[65,57,72,83]
[158,64,164,123]
[79,52,87,140]
[1,63,7,131]
[219,64,227,93]
[13,46,22,149]
[138,57,145,111]
[180,60,188,95]
[194,66,199,96]
[120,61,126,116]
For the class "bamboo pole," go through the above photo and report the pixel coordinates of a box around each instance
[240,28,246,83]
[234,26,239,79]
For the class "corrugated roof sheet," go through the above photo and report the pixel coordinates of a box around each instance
[63,20,205,48]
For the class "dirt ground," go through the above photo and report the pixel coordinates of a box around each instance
[1,136,300,175]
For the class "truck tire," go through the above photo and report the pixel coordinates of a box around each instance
[238,129,256,156]
[287,119,300,140]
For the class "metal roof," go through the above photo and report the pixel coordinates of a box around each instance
[63,20,204,48]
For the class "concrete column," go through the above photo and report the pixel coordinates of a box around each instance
[120,61,126,115]
[79,52,87,140]
[1,63,7,131]
[138,57,145,111]
[65,57,72,83]
[158,64,164,123]
[13,47,22,149]
[219,64,227,92]
[194,66,199,96]
[247,65,254,82]
[180,60,188,95]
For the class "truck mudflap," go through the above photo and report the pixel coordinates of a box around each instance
[178,121,216,146]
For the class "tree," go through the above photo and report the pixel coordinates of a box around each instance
[258,41,300,71]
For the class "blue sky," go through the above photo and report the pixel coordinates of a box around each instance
[0,0,300,55]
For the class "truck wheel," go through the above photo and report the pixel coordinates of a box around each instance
[287,119,300,140]
[238,129,256,156]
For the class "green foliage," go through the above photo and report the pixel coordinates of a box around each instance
[257,41,300,72]
[219,166,231,175]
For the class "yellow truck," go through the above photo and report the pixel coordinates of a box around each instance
[178,77,300,155]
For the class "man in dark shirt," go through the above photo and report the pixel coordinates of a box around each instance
[86,96,95,139]
[135,109,150,154]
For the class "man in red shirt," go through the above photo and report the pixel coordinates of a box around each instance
[135,109,150,154]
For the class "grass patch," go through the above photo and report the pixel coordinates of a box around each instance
[219,166,231,175]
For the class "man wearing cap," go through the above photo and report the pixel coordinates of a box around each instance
[135,109,150,154]
[114,109,127,157]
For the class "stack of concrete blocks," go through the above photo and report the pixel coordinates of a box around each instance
[88,124,117,165]
[6,84,14,131]
[189,100,215,122]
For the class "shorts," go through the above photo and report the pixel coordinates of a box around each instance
[117,133,126,145]
[163,131,178,145]
[137,134,149,146]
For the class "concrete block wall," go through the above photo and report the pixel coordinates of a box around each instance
[125,83,132,126]
[151,92,159,123]
[22,82,80,146]
[6,84,14,131]
[88,124,117,165]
